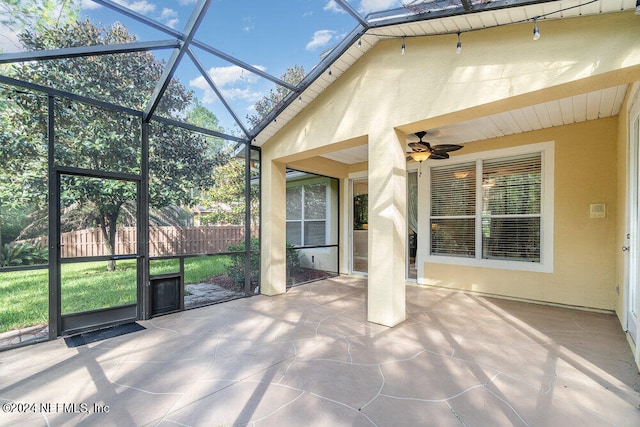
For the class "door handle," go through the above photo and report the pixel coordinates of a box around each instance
[622,246,630,252]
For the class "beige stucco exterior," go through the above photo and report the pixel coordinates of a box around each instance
[421,119,617,309]
[260,9,640,341]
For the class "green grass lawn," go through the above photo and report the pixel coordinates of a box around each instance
[0,268,48,333]
[0,255,231,333]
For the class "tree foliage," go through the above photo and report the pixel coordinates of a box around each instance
[0,19,222,269]
[197,146,259,227]
[0,0,79,52]
[246,65,305,128]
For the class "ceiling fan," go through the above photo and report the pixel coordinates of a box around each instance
[406,131,462,162]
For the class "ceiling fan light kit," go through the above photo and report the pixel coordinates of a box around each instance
[410,151,431,162]
[406,131,463,163]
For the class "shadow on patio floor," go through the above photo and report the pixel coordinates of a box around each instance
[0,276,638,426]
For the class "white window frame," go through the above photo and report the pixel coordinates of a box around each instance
[423,141,554,273]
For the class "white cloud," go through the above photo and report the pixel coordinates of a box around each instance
[192,65,263,88]
[159,8,179,28]
[81,0,102,10]
[113,0,156,15]
[178,0,197,5]
[189,65,267,105]
[359,0,401,14]
[323,0,345,14]
[221,87,263,103]
[306,29,336,51]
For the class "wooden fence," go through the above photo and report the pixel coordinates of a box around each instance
[26,226,259,258]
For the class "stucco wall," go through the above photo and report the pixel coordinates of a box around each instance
[262,11,640,160]
[421,118,618,310]
[260,10,640,313]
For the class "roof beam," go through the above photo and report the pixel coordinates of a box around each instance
[0,74,142,117]
[0,40,180,64]
[333,0,369,28]
[249,25,365,139]
[94,0,296,92]
[0,74,248,143]
[153,114,246,143]
[92,0,178,37]
[187,48,251,138]
[190,41,298,92]
[365,0,559,27]
[143,0,210,121]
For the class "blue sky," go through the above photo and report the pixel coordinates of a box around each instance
[1,0,406,134]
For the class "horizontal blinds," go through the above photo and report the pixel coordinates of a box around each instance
[431,162,476,258]
[482,153,541,216]
[304,221,326,246]
[482,153,542,262]
[286,221,301,246]
[429,153,543,262]
[431,218,475,257]
[431,162,476,216]
[287,183,328,247]
[482,217,540,261]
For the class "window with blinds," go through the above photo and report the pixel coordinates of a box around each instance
[482,154,541,262]
[429,151,544,264]
[430,162,476,257]
[286,182,327,246]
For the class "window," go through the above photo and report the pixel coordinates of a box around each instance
[286,182,327,246]
[482,154,541,262]
[430,162,476,258]
[426,143,553,272]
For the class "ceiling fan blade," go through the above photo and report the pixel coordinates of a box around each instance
[429,152,449,160]
[432,144,462,153]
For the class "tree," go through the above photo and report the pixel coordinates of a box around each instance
[246,65,305,127]
[1,20,219,270]
[197,148,259,227]
[0,1,79,247]
[0,0,79,52]
[186,97,226,158]
[0,86,49,250]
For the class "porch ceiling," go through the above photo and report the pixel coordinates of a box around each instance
[320,83,630,165]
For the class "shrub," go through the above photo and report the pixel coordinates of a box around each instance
[1,241,48,267]
[226,238,301,286]
[285,243,302,275]
[226,238,260,286]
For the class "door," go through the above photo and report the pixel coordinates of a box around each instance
[351,179,368,274]
[626,96,640,344]
[55,172,141,335]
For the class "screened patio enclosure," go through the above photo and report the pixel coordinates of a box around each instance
[2,0,638,352]
[0,81,261,346]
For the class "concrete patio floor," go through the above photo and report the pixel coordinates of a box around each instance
[1,276,639,426]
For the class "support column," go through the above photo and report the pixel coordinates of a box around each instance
[260,158,287,296]
[367,129,407,327]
